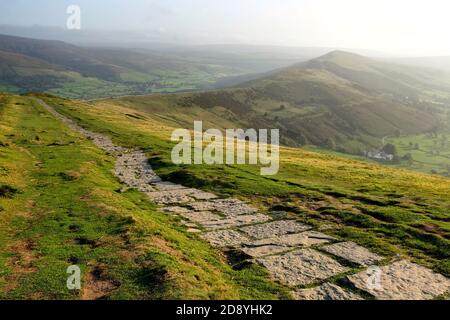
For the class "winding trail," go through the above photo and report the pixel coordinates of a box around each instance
[34,98,450,300]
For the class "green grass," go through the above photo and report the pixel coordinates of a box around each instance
[44,71,220,100]
[46,77,139,100]
[387,133,450,176]
[0,93,288,299]
[37,94,450,279]
[0,84,20,93]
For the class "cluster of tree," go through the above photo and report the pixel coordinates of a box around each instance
[382,143,397,155]
[401,153,414,166]
[408,142,420,150]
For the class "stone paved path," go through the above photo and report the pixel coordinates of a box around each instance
[36,98,450,300]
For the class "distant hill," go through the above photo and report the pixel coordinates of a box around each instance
[0,50,71,91]
[0,34,323,99]
[0,34,243,98]
[0,34,296,98]
[110,51,450,153]
[2,34,450,153]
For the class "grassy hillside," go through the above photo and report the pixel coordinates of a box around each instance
[4,35,449,156]
[104,51,450,155]
[35,94,450,280]
[237,51,450,151]
[0,93,288,299]
[0,50,72,92]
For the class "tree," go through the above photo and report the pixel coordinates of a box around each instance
[402,153,414,166]
[402,153,413,161]
[382,143,397,155]
[325,138,336,150]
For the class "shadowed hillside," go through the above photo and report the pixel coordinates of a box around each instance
[110,51,450,154]
[0,34,321,99]
[0,34,258,98]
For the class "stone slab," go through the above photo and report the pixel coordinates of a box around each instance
[240,220,312,239]
[257,249,349,286]
[201,230,250,247]
[161,206,192,214]
[152,181,187,191]
[189,199,257,216]
[146,189,198,204]
[242,245,288,257]
[322,241,383,266]
[189,190,218,200]
[292,283,362,300]
[187,228,202,233]
[242,231,335,257]
[179,210,222,224]
[348,260,450,300]
[201,214,271,230]
[115,152,161,191]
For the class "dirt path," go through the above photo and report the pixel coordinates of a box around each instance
[34,98,450,300]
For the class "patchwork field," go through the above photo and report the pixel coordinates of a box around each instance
[386,133,450,176]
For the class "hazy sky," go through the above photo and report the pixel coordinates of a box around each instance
[1,0,450,55]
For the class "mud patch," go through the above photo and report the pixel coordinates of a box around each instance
[82,264,120,300]
[72,237,99,248]
[4,239,38,293]
[0,184,19,198]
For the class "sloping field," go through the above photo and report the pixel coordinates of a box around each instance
[0,92,449,299]
[37,95,450,283]
[0,93,287,299]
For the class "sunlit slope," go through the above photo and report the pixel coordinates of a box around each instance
[0,93,286,299]
[39,94,450,277]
